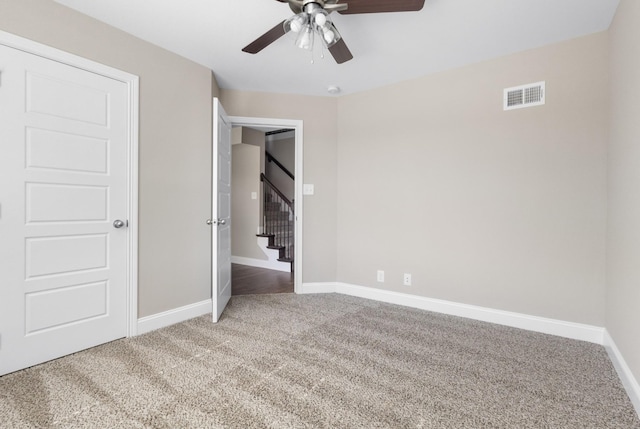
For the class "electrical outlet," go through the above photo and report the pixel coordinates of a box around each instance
[403,273,412,286]
[377,270,385,283]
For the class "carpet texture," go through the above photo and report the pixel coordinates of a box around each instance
[1,293,638,428]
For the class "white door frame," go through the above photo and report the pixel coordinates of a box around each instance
[229,116,303,293]
[0,31,140,336]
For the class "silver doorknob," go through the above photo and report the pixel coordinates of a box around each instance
[217,219,226,225]
[206,219,213,225]
[113,219,126,228]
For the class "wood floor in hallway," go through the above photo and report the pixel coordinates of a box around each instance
[231,263,294,296]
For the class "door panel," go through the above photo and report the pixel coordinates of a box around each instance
[0,44,129,375]
[26,127,109,173]
[26,69,109,125]
[212,98,232,322]
[26,281,108,333]
[26,183,108,222]
[26,234,108,278]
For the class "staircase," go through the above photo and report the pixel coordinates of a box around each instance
[258,173,294,271]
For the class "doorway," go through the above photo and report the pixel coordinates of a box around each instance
[231,264,293,295]
[228,116,303,295]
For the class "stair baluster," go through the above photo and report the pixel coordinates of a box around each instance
[259,173,294,271]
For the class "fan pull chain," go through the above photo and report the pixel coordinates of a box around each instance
[311,43,326,64]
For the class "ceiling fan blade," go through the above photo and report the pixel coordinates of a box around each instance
[338,0,425,14]
[242,20,288,54]
[328,38,353,64]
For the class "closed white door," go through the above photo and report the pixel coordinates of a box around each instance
[0,45,129,375]
[211,98,232,322]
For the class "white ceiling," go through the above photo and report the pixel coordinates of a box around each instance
[53,0,620,97]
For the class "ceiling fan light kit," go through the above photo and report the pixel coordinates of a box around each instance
[284,3,342,51]
[242,0,425,64]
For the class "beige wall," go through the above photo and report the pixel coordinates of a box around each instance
[220,90,338,282]
[212,72,221,99]
[266,137,296,201]
[0,0,214,317]
[231,144,264,260]
[241,127,267,176]
[336,33,609,325]
[234,127,266,229]
[607,0,640,386]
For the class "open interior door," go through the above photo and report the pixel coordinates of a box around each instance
[211,98,232,322]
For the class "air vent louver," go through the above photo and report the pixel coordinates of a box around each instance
[504,81,545,111]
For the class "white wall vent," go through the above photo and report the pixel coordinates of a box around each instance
[503,81,545,111]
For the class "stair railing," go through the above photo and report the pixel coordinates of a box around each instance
[266,150,294,180]
[260,173,294,263]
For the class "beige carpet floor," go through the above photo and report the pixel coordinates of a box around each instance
[1,293,639,428]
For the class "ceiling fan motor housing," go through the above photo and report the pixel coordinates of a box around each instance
[287,0,346,14]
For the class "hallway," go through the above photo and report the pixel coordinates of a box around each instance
[231,264,294,296]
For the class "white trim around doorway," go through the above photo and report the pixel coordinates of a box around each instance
[228,116,303,293]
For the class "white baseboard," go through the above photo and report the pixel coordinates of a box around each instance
[300,282,604,344]
[137,299,212,335]
[604,330,640,417]
[231,256,290,272]
[299,282,338,294]
[132,282,638,418]
[303,282,639,417]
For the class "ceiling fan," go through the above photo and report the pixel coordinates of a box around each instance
[242,0,425,64]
